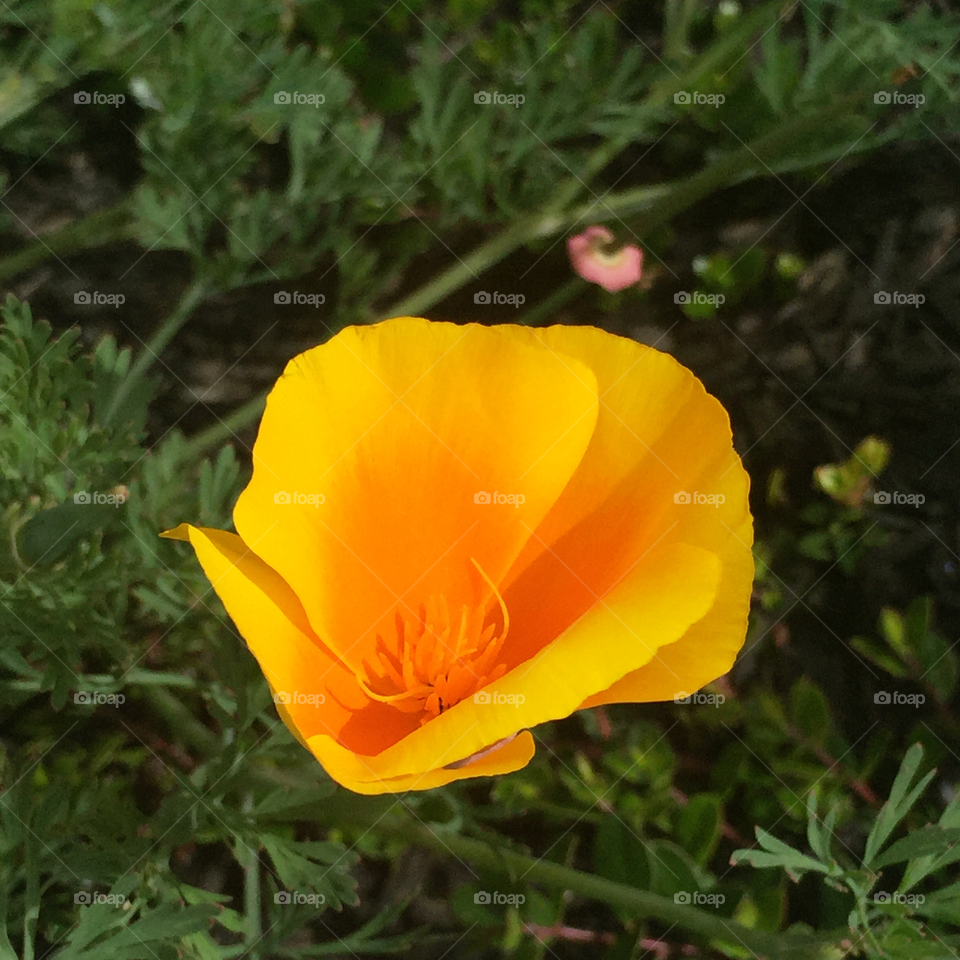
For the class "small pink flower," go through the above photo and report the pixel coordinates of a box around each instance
[567,225,643,292]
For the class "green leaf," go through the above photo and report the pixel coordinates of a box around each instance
[677,794,723,864]
[791,677,832,743]
[863,744,934,869]
[871,826,960,870]
[731,828,829,880]
[902,792,960,891]
[259,834,358,910]
[805,788,836,864]
[16,499,122,566]
[254,784,338,821]
[593,817,649,890]
[849,637,910,678]
[644,839,706,902]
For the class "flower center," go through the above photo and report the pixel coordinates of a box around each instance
[356,560,509,724]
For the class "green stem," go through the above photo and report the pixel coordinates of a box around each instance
[241,792,262,958]
[178,390,268,464]
[104,277,210,427]
[517,277,583,326]
[142,689,839,959]
[174,95,866,464]
[384,94,862,323]
[362,809,842,960]
[0,198,136,284]
[143,685,221,757]
[23,823,36,960]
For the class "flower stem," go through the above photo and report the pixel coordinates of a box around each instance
[240,792,262,958]
[177,390,267,463]
[0,198,136,284]
[103,277,210,427]
[383,90,867,324]
[353,803,843,960]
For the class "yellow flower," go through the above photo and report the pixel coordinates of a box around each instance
[164,318,753,794]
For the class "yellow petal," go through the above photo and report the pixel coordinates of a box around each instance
[310,730,536,795]
[162,523,419,754]
[495,324,752,684]
[580,484,753,707]
[303,541,719,792]
[233,318,599,681]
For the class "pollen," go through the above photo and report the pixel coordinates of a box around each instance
[356,560,509,724]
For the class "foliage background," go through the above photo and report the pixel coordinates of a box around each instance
[2,0,960,957]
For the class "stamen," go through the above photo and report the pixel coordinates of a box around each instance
[354,559,510,723]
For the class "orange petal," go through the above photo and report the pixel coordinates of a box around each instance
[310,730,536,795]
[303,541,720,793]
[580,486,753,707]
[496,324,752,680]
[161,523,418,754]
[232,318,599,681]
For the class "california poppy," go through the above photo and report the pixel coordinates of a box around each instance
[164,318,752,794]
